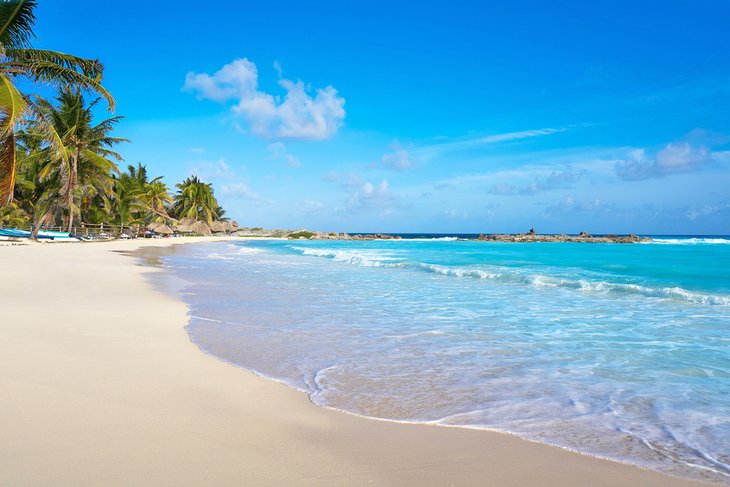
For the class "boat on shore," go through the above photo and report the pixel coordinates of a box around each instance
[0,228,82,241]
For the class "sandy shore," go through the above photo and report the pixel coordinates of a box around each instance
[0,238,711,486]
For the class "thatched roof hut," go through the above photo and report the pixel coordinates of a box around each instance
[209,221,226,234]
[190,220,212,236]
[179,217,197,227]
[155,224,174,235]
[147,221,174,234]
[173,223,192,233]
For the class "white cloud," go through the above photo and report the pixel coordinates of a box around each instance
[337,178,397,210]
[220,182,262,202]
[488,166,580,196]
[184,58,346,140]
[349,180,395,208]
[416,127,568,158]
[381,143,413,171]
[545,194,609,216]
[615,143,711,180]
[187,157,266,205]
[189,158,234,180]
[267,142,301,168]
[297,199,325,214]
[184,59,258,103]
[377,129,563,172]
[442,208,469,219]
[686,200,730,220]
[656,143,709,172]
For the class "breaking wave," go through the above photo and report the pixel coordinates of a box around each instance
[650,238,730,245]
[287,245,729,306]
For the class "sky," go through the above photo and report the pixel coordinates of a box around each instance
[34,0,730,234]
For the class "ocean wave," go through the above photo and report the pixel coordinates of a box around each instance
[649,238,730,245]
[532,276,730,305]
[288,246,401,267]
[286,246,729,306]
[236,246,264,254]
[419,263,500,279]
[420,265,728,305]
[206,252,233,260]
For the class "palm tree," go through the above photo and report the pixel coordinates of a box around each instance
[0,0,114,207]
[172,175,221,223]
[29,90,126,232]
[145,177,172,221]
[118,163,172,223]
[111,169,145,232]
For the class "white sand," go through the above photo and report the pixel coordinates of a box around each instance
[0,238,711,486]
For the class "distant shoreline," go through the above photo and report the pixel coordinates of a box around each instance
[238,228,657,243]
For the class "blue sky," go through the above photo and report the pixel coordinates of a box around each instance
[35,0,730,233]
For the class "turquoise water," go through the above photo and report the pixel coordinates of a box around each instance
[162,237,730,483]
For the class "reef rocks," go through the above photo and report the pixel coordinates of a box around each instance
[477,232,651,244]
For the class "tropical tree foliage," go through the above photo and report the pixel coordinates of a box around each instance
[0,0,115,207]
[111,163,174,227]
[172,176,221,223]
[110,168,145,230]
[26,90,126,231]
[0,1,231,235]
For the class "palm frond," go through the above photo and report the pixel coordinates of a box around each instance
[89,115,124,134]
[82,148,118,173]
[5,48,103,79]
[0,128,16,204]
[8,60,115,110]
[0,72,28,133]
[94,147,124,161]
[0,0,36,49]
[25,99,68,162]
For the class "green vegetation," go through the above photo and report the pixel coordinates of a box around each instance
[0,0,230,235]
[287,230,315,239]
[172,176,223,224]
[0,0,113,206]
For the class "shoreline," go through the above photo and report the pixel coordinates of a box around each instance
[0,238,713,486]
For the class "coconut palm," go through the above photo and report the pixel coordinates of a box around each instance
[172,175,220,223]
[0,0,114,206]
[145,177,172,221]
[111,169,146,231]
[118,163,171,222]
[29,90,126,232]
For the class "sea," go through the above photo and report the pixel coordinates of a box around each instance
[154,235,730,484]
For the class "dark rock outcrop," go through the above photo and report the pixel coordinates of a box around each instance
[477,232,650,243]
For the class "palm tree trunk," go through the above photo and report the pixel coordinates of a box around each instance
[67,151,79,233]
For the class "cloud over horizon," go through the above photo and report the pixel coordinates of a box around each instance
[416,127,569,158]
[184,58,346,140]
[614,143,711,181]
[267,142,301,168]
[381,142,414,171]
[488,167,580,196]
[188,157,264,204]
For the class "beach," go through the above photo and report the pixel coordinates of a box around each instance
[0,238,712,486]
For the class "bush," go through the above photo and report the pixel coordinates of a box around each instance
[288,230,315,239]
[0,203,30,228]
